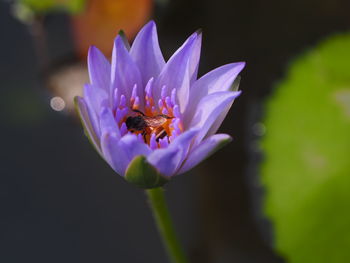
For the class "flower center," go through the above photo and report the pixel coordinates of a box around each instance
[112,78,183,149]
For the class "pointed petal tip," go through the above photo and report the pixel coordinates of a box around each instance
[195,28,203,35]
[223,134,233,142]
[234,90,242,96]
[113,32,131,54]
[118,29,126,35]
[145,20,156,29]
[178,133,232,174]
[114,34,123,46]
[191,31,199,40]
[208,133,233,145]
[87,45,102,61]
[237,61,246,70]
[230,90,242,100]
[134,20,157,39]
[87,45,95,54]
[184,31,199,45]
[229,61,246,73]
[117,30,131,49]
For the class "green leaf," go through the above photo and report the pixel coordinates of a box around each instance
[125,156,169,189]
[261,34,350,263]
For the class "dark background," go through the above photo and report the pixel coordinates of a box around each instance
[1,0,349,262]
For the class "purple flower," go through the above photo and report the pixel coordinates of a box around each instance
[75,21,244,188]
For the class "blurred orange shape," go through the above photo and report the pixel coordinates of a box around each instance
[71,0,153,58]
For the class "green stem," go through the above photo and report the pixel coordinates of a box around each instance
[145,187,188,263]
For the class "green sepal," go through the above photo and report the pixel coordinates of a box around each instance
[125,156,169,189]
[230,75,241,91]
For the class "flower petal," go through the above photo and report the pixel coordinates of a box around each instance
[119,134,152,162]
[188,91,241,146]
[101,132,128,176]
[99,107,120,139]
[111,35,143,107]
[155,32,200,112]
[87,46,111,93]
[82,85,99,135]
[178,134,232,174]
[83,84,108,122]
[117,30,131,50]
[147,129,199,177]
[189,30,202,84]
[74,96,102,156]
[184,62,245,126]
[206,77,241,137]
[101,133,152,176]
[130,21,165,85]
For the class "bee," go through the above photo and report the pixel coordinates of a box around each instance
[125,109,173,142]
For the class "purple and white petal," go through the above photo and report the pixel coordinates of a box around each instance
[82,85,101,136]
[101,133,151,176]
[184,62,245,125]
[206,77,241,137]
[119,134,152,163]
[75,96,102,155]
[130,21,165,85]
[179,134,232,174]
[188,91,241,146]
[83,84,108,119]
[99,107,120,139]
[100,132,128,176]
[147,129,199,176]
[78,21,245,182]
[189,31,202,84]
[155,32,200,113]
[111,36,143,107]
[88,46,111,93]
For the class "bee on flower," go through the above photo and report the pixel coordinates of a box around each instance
[75,21,245,188]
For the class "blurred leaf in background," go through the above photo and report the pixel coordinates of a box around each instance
[18,0,86,14]
[261,34,350,263]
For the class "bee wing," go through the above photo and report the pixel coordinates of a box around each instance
[144,116,167,127]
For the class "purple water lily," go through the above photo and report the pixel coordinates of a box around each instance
[75,21,244,188]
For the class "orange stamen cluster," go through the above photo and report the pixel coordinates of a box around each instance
[113,78,183,149]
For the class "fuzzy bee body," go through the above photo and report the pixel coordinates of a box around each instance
[125,110,172,141]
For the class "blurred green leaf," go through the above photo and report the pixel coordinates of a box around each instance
[19,0,86,14]
[261,34,350,262]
